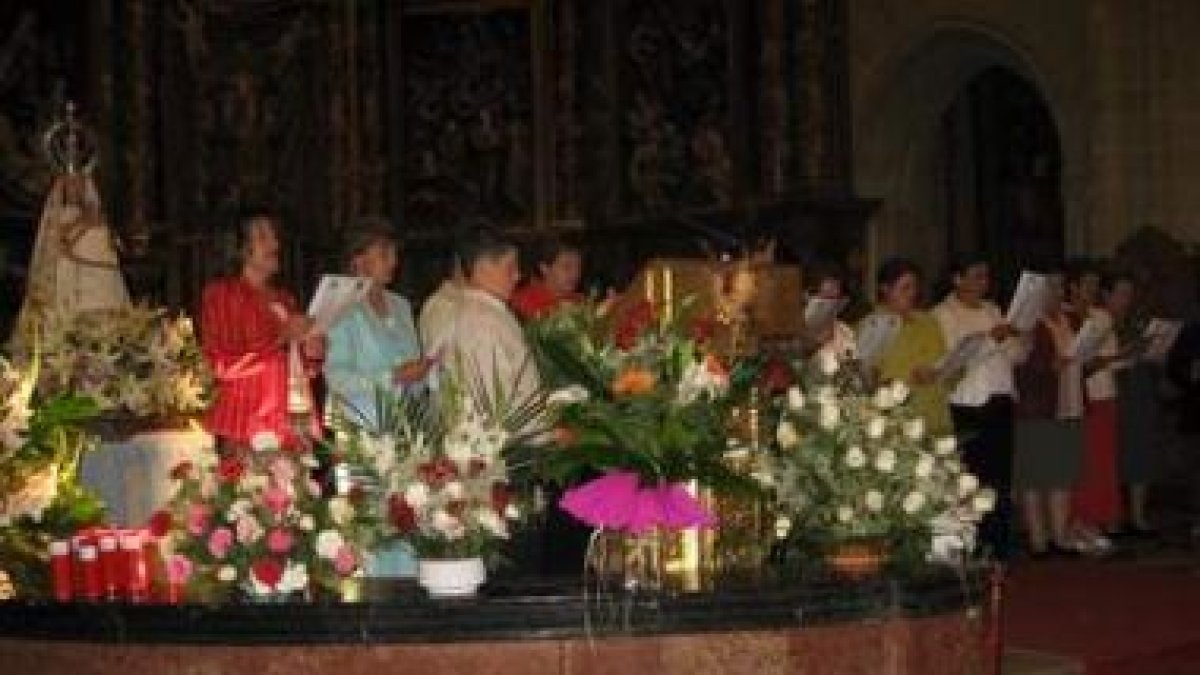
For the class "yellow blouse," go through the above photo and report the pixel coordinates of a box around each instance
[866,309,952,435]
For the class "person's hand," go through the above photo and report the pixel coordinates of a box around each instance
[990,322,1016,342]
[910,365,937,386]
[394,358,432,386]
[300,334,326,360]
[280,315,315,342]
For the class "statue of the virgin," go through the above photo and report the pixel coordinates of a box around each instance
[11,103,130,346]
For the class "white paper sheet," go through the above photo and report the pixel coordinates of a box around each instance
[1071,316,1110,364]
[804,297,849,335]
[308,274,372,334]
[856,313,901,367]
[934,331,990,380]
[1005,271,1050,333]
[1142,318,1183,362]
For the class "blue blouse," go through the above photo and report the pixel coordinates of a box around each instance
[324,291,422,427]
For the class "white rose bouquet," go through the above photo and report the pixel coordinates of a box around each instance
[761,354,993,564]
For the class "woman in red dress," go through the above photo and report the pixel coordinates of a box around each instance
[200,210,319,450]
[510,236,583,320]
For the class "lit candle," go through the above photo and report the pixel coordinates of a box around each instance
[646,267,656,304]
[79,545,101,602]
[663,268,674,322]
[49,541,72,603]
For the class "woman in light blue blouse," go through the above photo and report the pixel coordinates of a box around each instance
[324,218,430,429]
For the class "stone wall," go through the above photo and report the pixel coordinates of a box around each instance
[846,0,1200,283]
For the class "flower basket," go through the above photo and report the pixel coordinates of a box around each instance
[417,557,486,598]
[824,537,888,578]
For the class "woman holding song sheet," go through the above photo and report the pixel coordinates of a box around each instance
[1013,267,1088,557]
[324,218,430,428]
[933,255,1023,560]
[863,257,951,435]
[200,209,322,450]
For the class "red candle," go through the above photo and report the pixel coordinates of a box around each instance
[98,534,122,601]
[49,541,72,603]
[122,533,148,603]
[78,545,102,602]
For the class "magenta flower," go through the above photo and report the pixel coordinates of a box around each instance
[264,485,292,518]
[333,545,357,576]
[167,554,194,584]
[186,503,212,536]
[266,527,294,554]
[207,527,234,559]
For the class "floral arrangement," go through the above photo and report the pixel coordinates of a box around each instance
[152,432,380,599]
[761,352,995,563]
[21,304,210,422]
[526,298,757,531]
[330,376,538,563]
[0,353,104,596]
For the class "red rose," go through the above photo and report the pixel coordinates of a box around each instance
[251,558,284,590]
[614,300,655,351]
[147,510,174,539]
[387,494,416,532]
[759,356,794,394]
[216,456,246,484]
[170,461,194,481]
[491,483,511,515]
[690,316,716,344]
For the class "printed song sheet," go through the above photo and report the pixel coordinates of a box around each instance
[856,313,901,367]
[934,331,989,380]
[1005,271,1050,333]
[308,275,372,334]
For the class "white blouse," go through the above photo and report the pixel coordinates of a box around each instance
[932,295,1022,407]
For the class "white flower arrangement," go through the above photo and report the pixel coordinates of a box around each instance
[22,305,211,421]
[762,352,994,563]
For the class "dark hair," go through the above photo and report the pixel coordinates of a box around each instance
[945,251,990,278]
[1100,268,1136,296]
[531,235,581,272]
[455,225,516,276]
[343,215,397,270]
[875,257,923,296]
[223,205,278,272]
[805,260,845,294]
[1064,257,1099,287]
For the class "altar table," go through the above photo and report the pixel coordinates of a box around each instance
[0,571,987,674]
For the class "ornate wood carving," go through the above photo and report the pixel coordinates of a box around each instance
[399,5,535,231]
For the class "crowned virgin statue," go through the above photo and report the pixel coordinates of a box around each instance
[12,103,130,346]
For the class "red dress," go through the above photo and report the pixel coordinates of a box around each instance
[510,281,580,320]
[200,277,316,448]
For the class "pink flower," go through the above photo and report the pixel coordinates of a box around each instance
[266,527,294,554]
[268,457,297,485]
[235,514,264,545]
[207,527,234,559]
[333,545,357,576]
[186,503,212,536]
[264,485,292,518]
[307,479,322,498]
[167,554,194,585]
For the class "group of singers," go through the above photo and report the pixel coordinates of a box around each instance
[199,208,1163,562]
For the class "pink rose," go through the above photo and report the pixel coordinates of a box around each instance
[186,503,212,536]
[207,527,234,559]
[266,527,294,554]
[167,554,194,585]
[236,514,264,545]
[264,485,292,518]
[268,457,297,485]
[333,545,357,576]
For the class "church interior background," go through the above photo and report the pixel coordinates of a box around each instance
[2,0,1199,325]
